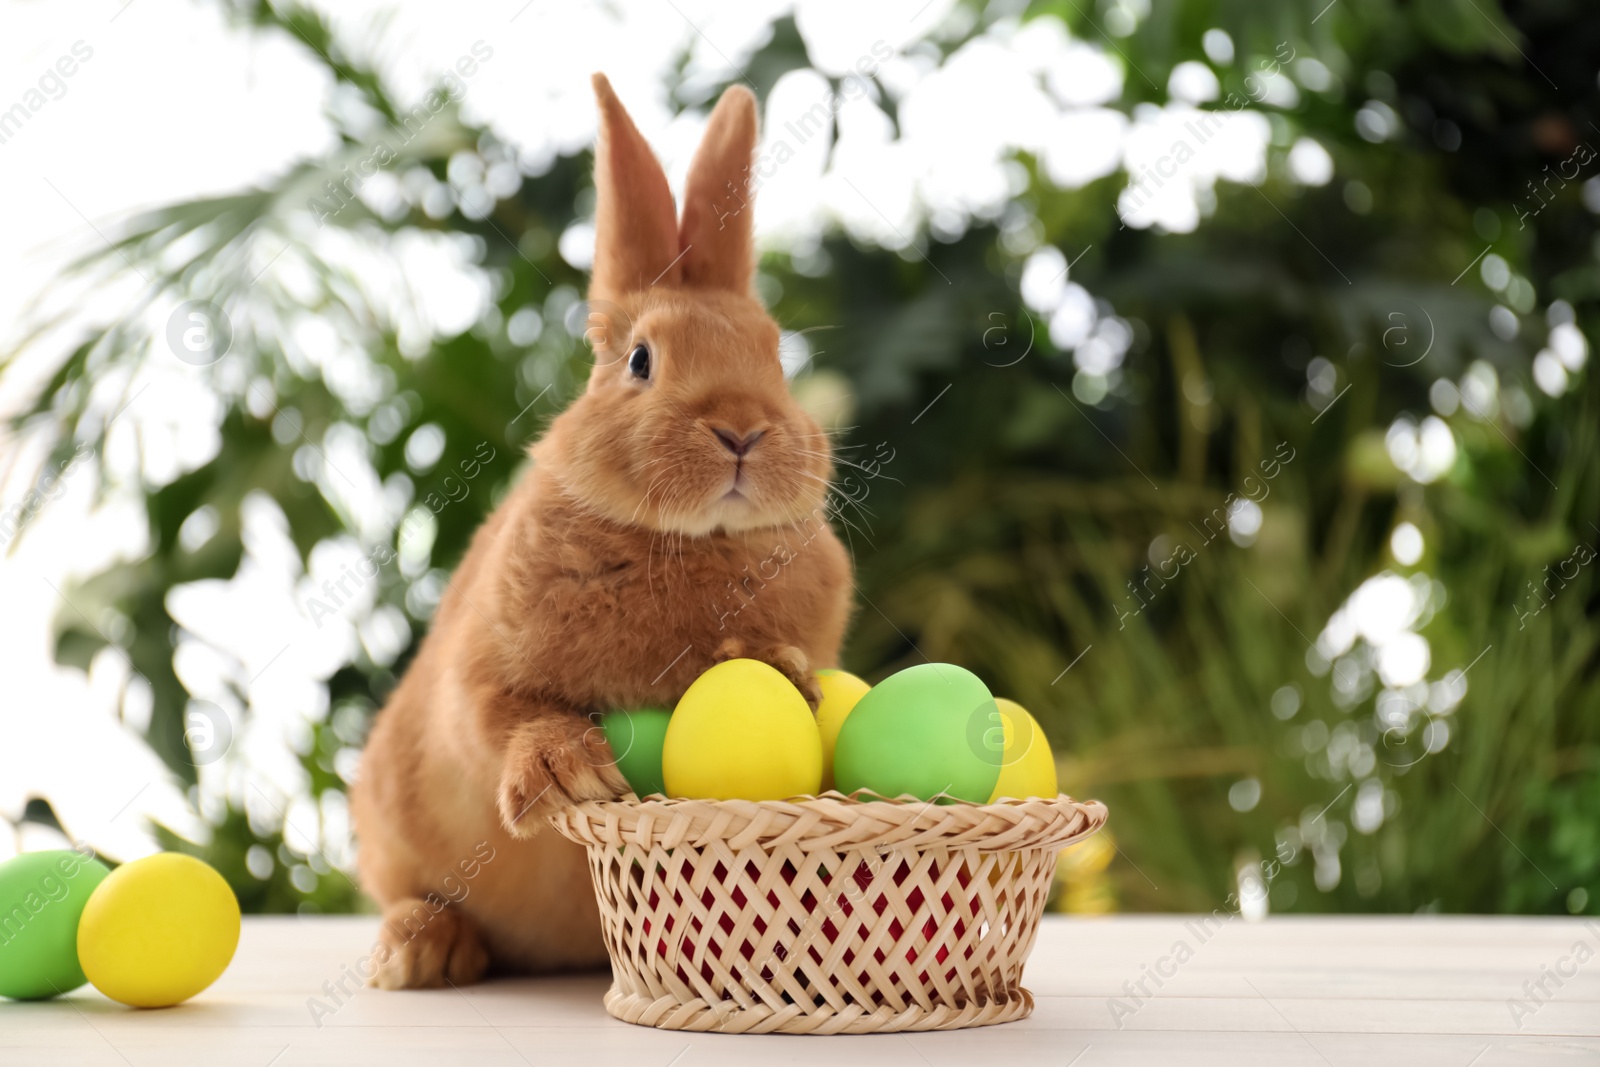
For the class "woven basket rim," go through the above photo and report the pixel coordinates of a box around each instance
[548,790,1107,853]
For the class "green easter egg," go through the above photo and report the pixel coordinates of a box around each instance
[601,707,673,797]
[832,662,1002,803]
[0,849,112,1000]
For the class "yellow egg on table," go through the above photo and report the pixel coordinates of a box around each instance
[77,853,240,1008]
[663,658,823,801]
[988,698,1059,801]
[814,668,871,791]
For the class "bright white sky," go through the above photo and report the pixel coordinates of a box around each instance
[0,0,1299,869]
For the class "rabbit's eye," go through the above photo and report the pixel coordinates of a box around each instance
[627,343,651,380]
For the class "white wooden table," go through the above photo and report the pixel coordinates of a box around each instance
[3,916,1596,1065]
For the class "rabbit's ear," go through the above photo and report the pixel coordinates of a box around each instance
[678,84,758,293]
[590,74,682,298]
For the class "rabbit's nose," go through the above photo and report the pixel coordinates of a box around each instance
[713,427,766,457]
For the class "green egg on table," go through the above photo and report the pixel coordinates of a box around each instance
[832,662,1002,803]
[600,707,673,797]
[0,849,112,1000]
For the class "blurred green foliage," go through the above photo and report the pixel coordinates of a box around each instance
[5,0,1597,917]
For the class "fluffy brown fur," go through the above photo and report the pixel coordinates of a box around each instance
[350,74,853,987]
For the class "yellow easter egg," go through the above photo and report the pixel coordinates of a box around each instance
[814,668,871,790]
[663,659,823,801]
[988,698,1059,801]
[78,853,240,1007]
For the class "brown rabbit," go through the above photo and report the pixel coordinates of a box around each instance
[350,74,854,988]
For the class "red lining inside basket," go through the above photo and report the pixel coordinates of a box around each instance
[639,851,988,1001]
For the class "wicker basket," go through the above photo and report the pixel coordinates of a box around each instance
[547,790,1108,1035]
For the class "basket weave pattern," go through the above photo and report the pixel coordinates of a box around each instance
[548,792,1108,1035]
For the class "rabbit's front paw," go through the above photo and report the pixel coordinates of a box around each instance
[712,639,821,710]
[762,644,822,710]
[496,716,628,836]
